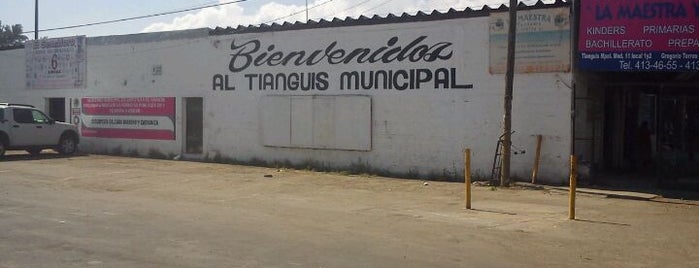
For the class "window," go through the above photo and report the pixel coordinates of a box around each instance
[31,110,49,123]
[13,108,33,123]
[13,108,49,124]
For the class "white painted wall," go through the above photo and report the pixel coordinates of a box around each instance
[0,13,573,183]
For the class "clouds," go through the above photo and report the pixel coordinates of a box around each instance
[141,0,552,33]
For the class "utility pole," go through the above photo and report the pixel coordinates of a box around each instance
[501,0,518,187]
[305,0,309,21]
[35,0,39,40]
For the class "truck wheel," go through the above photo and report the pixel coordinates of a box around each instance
[57,136,77,155]
[0,140,5,158]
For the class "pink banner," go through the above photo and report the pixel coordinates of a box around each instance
[579,0,699,52]
[81,97,176,140]
[80,129,175,140]
[82,97,175,116]
[579,0,699,71]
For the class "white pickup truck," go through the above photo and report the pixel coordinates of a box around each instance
[0,103,79,157]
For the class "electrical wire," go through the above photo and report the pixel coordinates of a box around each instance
[261,0,336,24]
[22,0,248,34]
[360,0,545,19]
[302,0,373,22]
[336,0,373,15]
[20,0,541,36]
[359,0,395,14]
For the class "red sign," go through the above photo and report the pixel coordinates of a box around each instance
[81,97,176,140]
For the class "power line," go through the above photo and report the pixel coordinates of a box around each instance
[361,0,539,18]
[359,0,395,14]
[261,0,336,24]
[23,0,248,34]
[262,0,375,25]
[337,0,373,15]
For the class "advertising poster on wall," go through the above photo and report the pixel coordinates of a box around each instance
[579,0,699,71]
[81,97,176,140]
[25,36,87,89]
[489,7,571,74]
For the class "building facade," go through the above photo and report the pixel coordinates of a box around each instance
[1,2,575,183]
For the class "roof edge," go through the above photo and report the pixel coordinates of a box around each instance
[210,0,569,36]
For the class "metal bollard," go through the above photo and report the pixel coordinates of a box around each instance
[569,155,577,220]
[464,148,471,210]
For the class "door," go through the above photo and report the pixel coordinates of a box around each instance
[603,88,626,169]
[48,98,66,122]
[185,98,203,154]
[658,97,682,153]
[10,108,56,146]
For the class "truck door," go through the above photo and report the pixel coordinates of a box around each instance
[9,108,37,146]
[10,108,56,146]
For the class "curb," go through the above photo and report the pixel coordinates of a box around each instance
[513,182,659,201]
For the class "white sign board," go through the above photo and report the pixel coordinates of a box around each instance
[489,7,571,74]
[25,36,87,89]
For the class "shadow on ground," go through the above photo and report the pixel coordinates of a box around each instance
[581,172,699,201]
[1,152,88,162]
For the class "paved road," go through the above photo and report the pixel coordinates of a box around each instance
[1,153,698,267]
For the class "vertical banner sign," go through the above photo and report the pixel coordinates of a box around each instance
[489,7,571,74]
[25,36,87,89]
[70,98,81,126]
[579,0,699,71]
[81,97,176,140]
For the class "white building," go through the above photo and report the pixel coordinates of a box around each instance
[0,1,574,183]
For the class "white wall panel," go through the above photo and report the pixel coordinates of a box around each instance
[290,96,313,147]
[260,96,290,147]
[335,95,371,151]
[261,95,372,151]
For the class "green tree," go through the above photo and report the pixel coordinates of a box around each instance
[0,21,29,47]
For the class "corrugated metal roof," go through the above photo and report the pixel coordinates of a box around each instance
[210,0,569,36]
[0,0,570,51]
[88,28,209,46]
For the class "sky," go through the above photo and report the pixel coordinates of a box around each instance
[0,0,551,39]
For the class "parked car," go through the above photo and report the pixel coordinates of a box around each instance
[0,103,79,157]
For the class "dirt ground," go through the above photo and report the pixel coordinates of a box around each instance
[0,153,698,268]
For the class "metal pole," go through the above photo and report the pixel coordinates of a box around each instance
[569,155,577,220]
[305,0,309,21]
[464,148,472,210]
[501,0,518,187]
[35,0,39,40]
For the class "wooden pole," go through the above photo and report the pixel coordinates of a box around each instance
[569,155,577,220]
[464,148,472,209]
[501,0,518,187]
[531,135,543,183]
